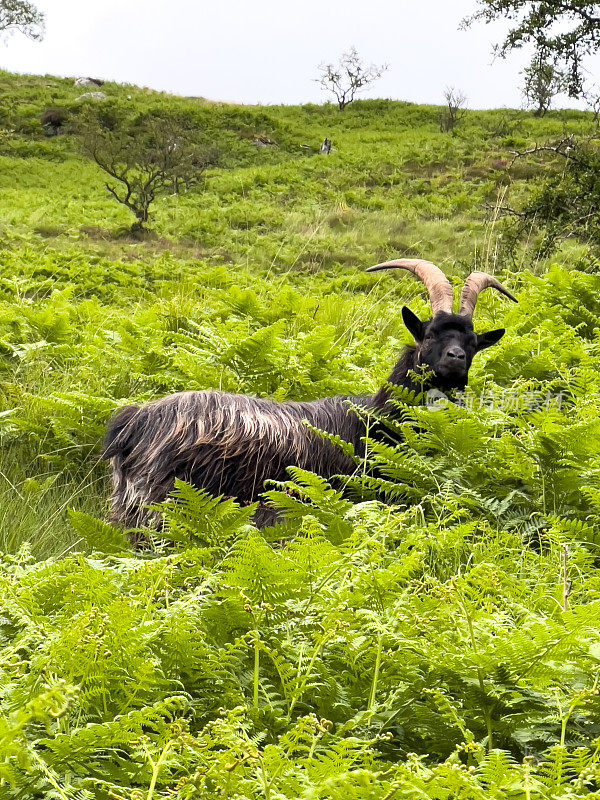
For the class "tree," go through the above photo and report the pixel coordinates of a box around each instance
[522,54,566,115]
[439,87,468,133]
[78,114,219,233]
[316,47,388,111]
[463,1,600,97]
[0,0,44,40]
[504,136,600,255]
[583,84,600,125]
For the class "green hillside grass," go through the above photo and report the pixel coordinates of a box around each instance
[3,71,600,798]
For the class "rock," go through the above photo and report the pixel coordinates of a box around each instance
[76,92,107,102]
[75,77,104,87]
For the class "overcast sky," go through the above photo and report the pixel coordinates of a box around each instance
[1,0,596,109]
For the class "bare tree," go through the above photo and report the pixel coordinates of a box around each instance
[439,87,468,133]
[78,114,219,233]
[522,53,566,116]
[316,47,388,111]
[0,0,44,40]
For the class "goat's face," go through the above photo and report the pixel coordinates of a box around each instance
[402,308,505,390]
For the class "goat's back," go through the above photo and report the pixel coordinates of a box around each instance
[102,390,364,527]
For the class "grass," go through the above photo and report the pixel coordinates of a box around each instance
[0,68,597,557]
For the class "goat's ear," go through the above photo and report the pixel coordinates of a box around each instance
[476,328,505,352]
[401,306,425,343]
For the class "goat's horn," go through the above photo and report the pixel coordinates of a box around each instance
[366,258,454,315]
[459,272,517,318]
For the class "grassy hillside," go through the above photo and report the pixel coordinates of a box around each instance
[3,71,600,798]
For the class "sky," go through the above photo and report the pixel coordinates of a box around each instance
[0,0,596,109]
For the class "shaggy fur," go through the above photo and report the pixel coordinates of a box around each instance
[103,390,369,527]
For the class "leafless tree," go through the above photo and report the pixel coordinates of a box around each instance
[78,114,219,233]
[439,87,468,133]
[0,0,44,40]
[316,47,388,111]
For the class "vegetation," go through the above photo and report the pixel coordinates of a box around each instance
[316,47,388,111]
[522,55,566,116]
[463,1,600,96]
[439,86,468,132]
[78,111,220,232]
[506,136,600,256]
[3,69,600,797]
[0,0,44,41]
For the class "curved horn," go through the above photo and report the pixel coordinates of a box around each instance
[459,272,517,318]
[366,258,454,315]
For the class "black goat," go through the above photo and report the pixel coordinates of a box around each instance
[102,259,516,527]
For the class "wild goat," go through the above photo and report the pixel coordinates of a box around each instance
[102,259,516,527]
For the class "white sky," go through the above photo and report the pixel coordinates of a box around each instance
[0,0,597,109]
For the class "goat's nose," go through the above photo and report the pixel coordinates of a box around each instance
[446,346,466,361]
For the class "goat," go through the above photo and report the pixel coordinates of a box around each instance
[40,108,66,137]
[102,259,516,528]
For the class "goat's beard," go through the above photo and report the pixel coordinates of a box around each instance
[430,370,468,392]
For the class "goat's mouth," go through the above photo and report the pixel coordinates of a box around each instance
[433,361,468,388]
[437,360,467,375]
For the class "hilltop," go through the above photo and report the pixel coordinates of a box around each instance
[0,69,595,267]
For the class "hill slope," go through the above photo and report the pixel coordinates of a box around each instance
[2,72,600,799]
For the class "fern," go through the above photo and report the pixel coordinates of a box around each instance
[152,479,257,547]
[7,90,600,797]
[68,511,131,554]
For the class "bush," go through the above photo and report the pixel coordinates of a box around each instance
[508,137,600,255]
